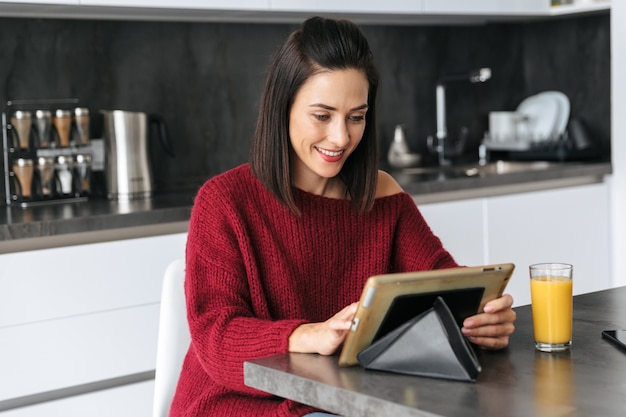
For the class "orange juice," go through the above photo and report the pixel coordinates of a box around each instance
[530,276,573,345]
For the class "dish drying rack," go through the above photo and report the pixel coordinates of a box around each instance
[482,130,601,162]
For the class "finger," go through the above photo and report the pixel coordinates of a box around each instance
[466,335,511,350]
[463,309,516,329]
[328,317,353,331]
[334,302,359,322]
[483,294,514,313]
[462,321,516,338]
[328,303,359,330]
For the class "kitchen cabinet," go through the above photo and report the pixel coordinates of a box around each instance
[78,0,269,10]
[270,0,423,14]
[419,198,486,267]
[1,381,154,417]
[0,1,77,4]
[0,0,610,22]
[0,233,186,411]
[423,0,610,15]
[486,182,610,306]
[418,182,611,306]
[423,0,546,14]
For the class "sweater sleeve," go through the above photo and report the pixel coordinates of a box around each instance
[184,181,307,395]
[393,193,459,271]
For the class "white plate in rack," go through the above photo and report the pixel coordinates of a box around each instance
[538,91,570,139]
[516,94,560,143]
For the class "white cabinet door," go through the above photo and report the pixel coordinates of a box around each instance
[417,182,611,307]
[1,380,154,417]
[79,0,269,9]
[0,233,187,327]
[0,233,186,403]
[486,183,611,306]
[418,198,486,267]
[0,305,158,401]
[270,0,423,13]
[423,0,548,14]
[0,1,78,4]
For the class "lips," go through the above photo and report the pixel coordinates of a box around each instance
[315,146,344,162]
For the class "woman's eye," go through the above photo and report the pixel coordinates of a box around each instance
[314,114,330,121]
[349,115,365,122]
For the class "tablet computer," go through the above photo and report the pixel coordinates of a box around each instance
[338,263,514,367]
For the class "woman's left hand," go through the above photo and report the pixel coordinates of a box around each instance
[461,294,516,350]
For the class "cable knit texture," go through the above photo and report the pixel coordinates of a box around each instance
[169,164,457,417]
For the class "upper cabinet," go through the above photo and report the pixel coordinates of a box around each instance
[0,0,611,23]
[422,0,610,16]
[423,0,547,14]
[78,0,269,9]
[270,0,422,14]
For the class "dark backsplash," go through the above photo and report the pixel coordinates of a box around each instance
[0,13,610,196]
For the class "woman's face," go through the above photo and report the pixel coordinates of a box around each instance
[288,68,369,195]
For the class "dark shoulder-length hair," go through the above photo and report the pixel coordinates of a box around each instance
[249,16,380,215]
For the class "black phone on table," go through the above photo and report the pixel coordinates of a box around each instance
[601,330,626,353]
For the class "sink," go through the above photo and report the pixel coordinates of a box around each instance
[398,161,555,180]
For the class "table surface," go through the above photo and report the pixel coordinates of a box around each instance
[244,286,626,417]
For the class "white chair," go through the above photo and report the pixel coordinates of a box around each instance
[152,259,191,417]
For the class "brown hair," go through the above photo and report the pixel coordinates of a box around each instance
[249,16,380,214]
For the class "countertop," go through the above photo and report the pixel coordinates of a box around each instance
[0,191,194,253]
[244,286,626,417]
[0,161,612,253]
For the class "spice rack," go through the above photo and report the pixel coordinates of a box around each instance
[2,99,92,207]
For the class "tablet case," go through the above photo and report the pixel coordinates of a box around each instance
[338,263,514,367]
[357,297,481,382]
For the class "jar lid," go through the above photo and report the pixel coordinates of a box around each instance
[37,156,55,166]
[56,155,74,164]
[12,110,32,119]
[75,153,92,163]
[55,109,72,118]
[74,107,89,116]
[35,110,52,118]
[14,158,33,166]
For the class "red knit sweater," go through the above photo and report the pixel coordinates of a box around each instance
[169,164,457,417]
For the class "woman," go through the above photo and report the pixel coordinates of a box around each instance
[170,16,515,417]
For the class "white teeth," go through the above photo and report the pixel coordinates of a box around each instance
[316,147,343,157]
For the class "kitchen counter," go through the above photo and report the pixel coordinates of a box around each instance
[394,160,611,204]
[0,161,612,253]
[244,286,626,417]
[0,191,194,253]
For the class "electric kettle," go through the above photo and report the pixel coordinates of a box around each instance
[101,110,174,200]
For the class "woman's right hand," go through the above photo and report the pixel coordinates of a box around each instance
[288,302,358,355]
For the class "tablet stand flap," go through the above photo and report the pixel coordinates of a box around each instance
[357,296,482,382]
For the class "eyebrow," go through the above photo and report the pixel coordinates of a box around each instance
[309,103,369,112]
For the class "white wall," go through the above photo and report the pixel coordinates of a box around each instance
[610,3,626,288]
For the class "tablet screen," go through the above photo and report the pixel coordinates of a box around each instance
[373,287,485,342]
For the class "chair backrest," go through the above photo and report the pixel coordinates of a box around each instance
[152,259,191,417]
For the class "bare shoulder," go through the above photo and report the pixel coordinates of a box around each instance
[375,170,404,198]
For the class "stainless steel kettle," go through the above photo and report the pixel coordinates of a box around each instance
[101,110,174,200]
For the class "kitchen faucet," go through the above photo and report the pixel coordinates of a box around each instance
[433,67,492,166]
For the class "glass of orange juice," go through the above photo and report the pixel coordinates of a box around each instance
[530,263,573,352]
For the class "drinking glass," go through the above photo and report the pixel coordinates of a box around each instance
[530,263,573,352]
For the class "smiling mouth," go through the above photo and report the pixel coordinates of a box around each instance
[315,147,344,157]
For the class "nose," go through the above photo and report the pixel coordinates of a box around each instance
[329,120,350,148]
